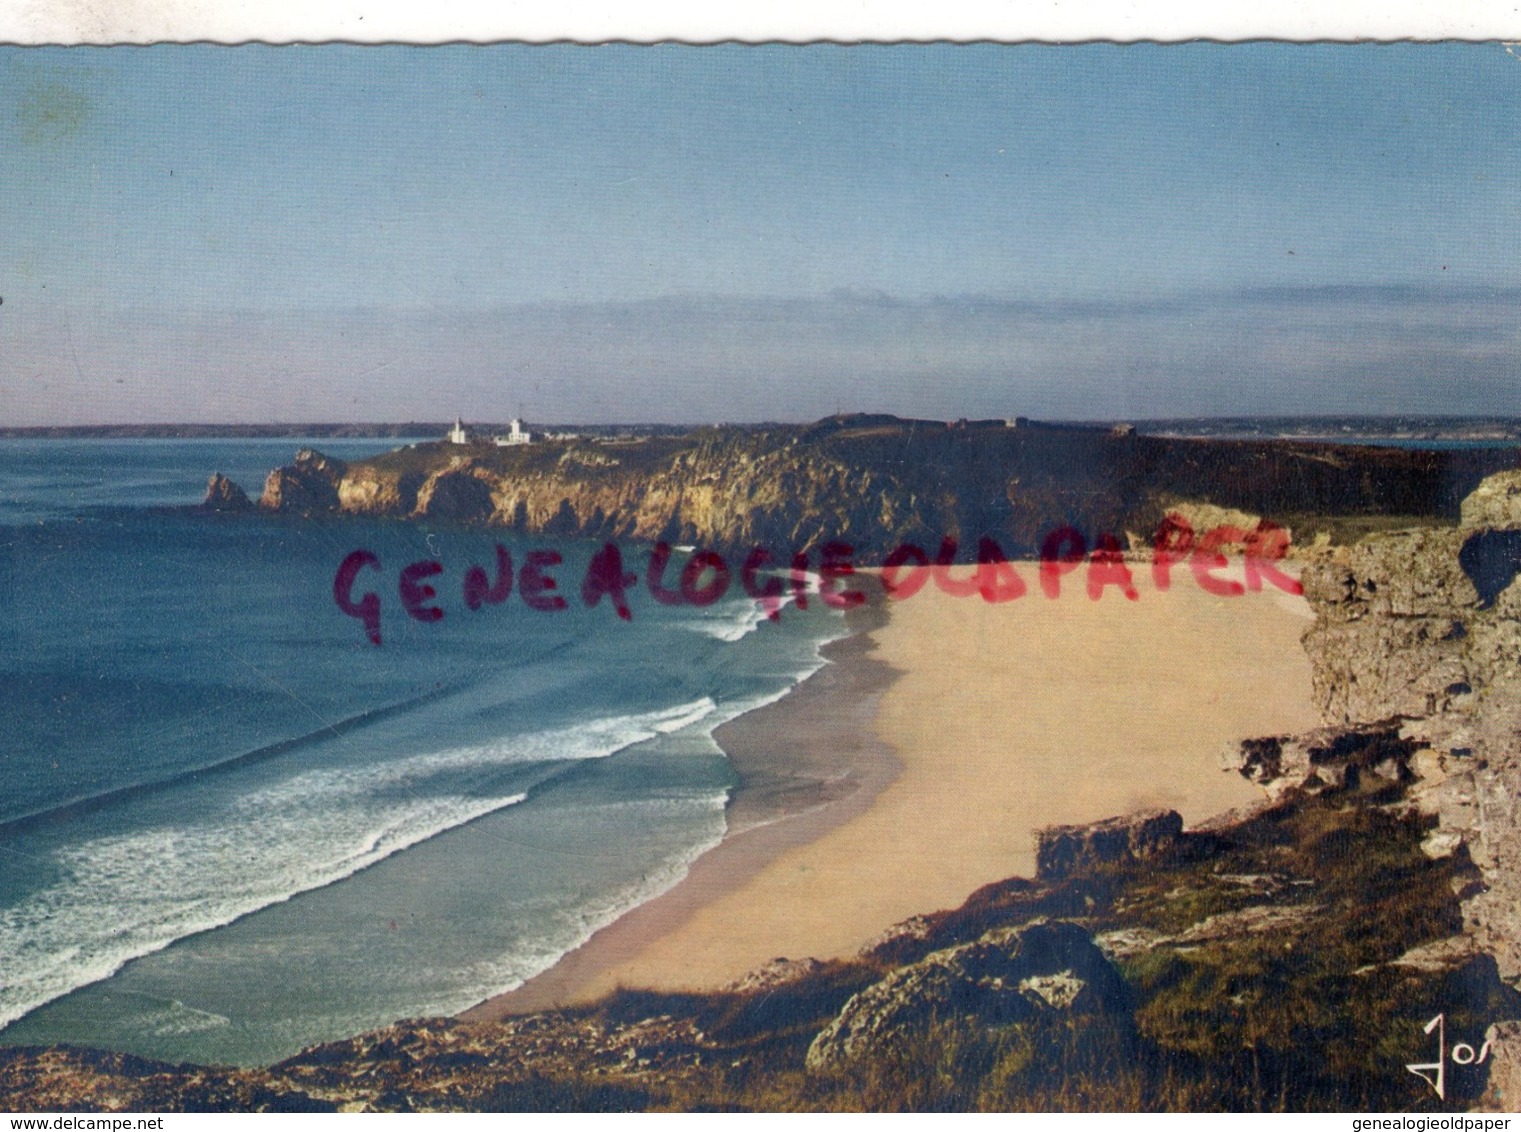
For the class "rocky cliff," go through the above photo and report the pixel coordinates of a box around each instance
[5,779,1514,1111]
[11,444,1518,1111]
[218,418,1516,558]
[1290,471,1521,989]
[258,449,350,514]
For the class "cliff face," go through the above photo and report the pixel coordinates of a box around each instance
[235,419,1515,560]
[259,449,349,514]
[1300,528,1482,724]
[337,462,425,515]
[260,429,1036,554]
[1299,473,1521,983]
[14,431,1503,1112]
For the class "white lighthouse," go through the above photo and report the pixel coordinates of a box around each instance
[448,417,470,445]
[495,418,532,446]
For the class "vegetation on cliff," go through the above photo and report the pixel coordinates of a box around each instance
[1298,472,1521,1000]
[223,417,1518,558]
[3,763,1515,1111]
[8,437,1515,1112]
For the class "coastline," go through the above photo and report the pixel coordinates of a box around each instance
[464,566,1321,1021]
[463,598,900,1019]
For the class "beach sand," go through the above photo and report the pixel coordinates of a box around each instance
[465,564,1320,1020]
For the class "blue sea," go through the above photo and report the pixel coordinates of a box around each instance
[0,439,846,1067]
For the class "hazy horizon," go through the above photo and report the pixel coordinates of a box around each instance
[5,44,1520,426]
[10,408,1521,432]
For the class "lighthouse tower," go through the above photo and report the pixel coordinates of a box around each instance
[495,418,533,446]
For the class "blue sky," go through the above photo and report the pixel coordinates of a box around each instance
[3,44,1520,423]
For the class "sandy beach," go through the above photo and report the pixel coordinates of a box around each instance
[466,564,1321,1020]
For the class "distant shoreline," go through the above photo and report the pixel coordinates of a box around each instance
[5,416,1521,444]
[0,423,693,440]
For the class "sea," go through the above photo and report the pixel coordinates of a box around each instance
[0,439,847,1067]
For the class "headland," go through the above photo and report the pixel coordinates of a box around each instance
[7,425,1521,1111]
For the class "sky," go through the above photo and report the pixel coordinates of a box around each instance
[2,43,1520,424]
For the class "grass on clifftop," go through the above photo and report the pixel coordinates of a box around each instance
[5,783,1515,1112]
[519,789,1517,1112]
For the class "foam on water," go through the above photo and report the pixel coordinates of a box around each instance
[133,998,232,1038]
[0,442,857,1061]
[682,595,797,642]
[0,697,716,1030]
[451,625,853,1008]
[376,671,850,1017]
[451,792,731,1011]
[679,568,828,643]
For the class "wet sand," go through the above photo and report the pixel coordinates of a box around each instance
[465,565,1320,1019]
[464,602,899,1018]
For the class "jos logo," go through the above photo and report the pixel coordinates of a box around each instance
[1406,1013,1493,1100]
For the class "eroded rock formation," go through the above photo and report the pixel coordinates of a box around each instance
[202,471,253,512]
[805,920,1130,1071]
[1247,469,1521,984]
[1221,722,1418,802]
[1034,809,1183,879]
[259,449,348,514]
[241,421,1515,559]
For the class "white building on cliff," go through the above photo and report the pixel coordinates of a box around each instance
[448,417,470,445]
[494,418,532,446]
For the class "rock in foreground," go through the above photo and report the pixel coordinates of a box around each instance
[1034,809,1183,880]
[805,920,1130,1071]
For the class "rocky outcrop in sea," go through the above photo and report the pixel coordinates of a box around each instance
[201,471,253,512]
[204,418,1516,558]
[258,448,348,514]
